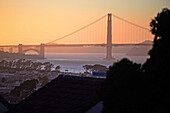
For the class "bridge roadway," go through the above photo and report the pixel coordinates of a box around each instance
[0,43,152,48]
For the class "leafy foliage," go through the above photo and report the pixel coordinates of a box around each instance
[0,59,59,72]
[10,79,38,97]
[83,64,108,73]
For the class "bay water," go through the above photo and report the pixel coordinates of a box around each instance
[37,53,149,73]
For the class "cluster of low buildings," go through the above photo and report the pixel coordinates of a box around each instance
[0,69,60,101]
[0,66,107,113]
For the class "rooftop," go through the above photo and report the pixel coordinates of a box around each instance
[7,75,104,113]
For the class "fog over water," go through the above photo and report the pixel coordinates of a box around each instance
[37,52,149,73]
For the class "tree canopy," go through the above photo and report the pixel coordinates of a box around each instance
[101,8,170,113]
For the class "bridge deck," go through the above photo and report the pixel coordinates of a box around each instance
[0,43,152,48]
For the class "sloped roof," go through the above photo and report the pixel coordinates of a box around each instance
[0,94,11,113]
[7,75,104,113]
[0,95,11,109]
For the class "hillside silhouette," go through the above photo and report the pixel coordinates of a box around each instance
[100,8,170,113]
[0,51,43,59]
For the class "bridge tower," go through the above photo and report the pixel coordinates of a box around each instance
[40,43,45,59]
[105,13,113,60]
[18,44,23,54]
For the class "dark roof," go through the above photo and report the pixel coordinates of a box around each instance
[0,95,11,109]
[7,75,104,113]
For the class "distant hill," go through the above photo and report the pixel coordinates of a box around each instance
[139,40,153,45]
[126,40,153,56]
[0,51,44,59]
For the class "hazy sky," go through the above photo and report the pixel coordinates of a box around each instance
[0,0,169,45]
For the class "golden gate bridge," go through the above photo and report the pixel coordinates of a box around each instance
[0,13,153,59]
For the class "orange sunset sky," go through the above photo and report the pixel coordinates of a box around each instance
[0,0,169,45]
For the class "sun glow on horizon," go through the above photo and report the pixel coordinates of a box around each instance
[0,0,169,45]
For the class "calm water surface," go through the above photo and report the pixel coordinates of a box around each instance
[37,53,149,73]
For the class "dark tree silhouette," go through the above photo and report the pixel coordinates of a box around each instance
[101,58,146,113]
[101,8,170,113]
[150,8,170,41]
[55,66,61,72]
[143,8,170,75]
[10,79,38,97]
[142,8,170,112]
